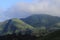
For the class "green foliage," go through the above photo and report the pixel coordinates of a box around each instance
[22,14,60,28]
[12,18,34,30]
[0,18,34,35]
[0,14,60,40]
[42,30,60,40]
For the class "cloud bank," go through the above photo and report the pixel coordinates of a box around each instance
[2,0,60,21]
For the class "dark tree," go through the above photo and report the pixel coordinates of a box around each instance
[42,30,60,40]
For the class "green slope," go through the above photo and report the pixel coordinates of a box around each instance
[0,18,34,35]
[21,14,60,29]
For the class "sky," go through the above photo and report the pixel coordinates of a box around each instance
[0,0,32,10]
[0,0,60,22]
[0,0,32,22]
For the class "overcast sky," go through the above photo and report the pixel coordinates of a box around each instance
[0,0,60,22]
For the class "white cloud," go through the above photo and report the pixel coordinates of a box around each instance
[0,8,7,22]
[4,0,60,19]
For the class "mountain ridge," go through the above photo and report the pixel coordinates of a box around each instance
[21,14,60,30]
[0,14,60,36]
[0,18,34,36]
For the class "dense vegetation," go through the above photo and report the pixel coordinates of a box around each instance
[21,14,60,29]
[42,30,60,40]
[0,14,60,40]
[0,33,37,40]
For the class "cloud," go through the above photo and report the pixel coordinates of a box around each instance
[4,0,60,19]
[0,8,7,22]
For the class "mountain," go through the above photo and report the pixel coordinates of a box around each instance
[21,14,60,29]
[0,18,34,35]
[0,14,60,40]
[0,14,60,36]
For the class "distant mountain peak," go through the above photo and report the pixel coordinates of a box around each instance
[21,14,60,29]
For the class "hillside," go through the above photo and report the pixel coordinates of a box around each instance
[0,18,34,35]
[0,14,60,38]
[21,14,60,30]
[0,14,60,40]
